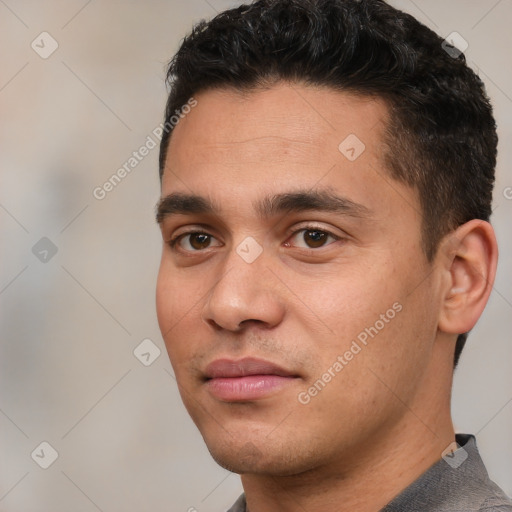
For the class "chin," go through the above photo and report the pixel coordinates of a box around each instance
[203,435,318,476]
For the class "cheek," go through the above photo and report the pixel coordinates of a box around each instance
[155,264,176,335]
[330,267,437,394]
[156,263,202,358]
[302,264,399,342]
[301,255,425,376]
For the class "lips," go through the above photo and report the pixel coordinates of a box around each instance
[204,357,296,379]
[203,357,299,401]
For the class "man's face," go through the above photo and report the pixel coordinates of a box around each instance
[156,83,443,475]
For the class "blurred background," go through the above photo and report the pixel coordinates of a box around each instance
[0,1,511,511]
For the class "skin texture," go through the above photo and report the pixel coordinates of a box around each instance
[156,83,497,512]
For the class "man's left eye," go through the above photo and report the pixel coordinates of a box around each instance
[286,229,339,249]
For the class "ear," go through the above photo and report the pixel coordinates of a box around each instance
[438,219,498,335]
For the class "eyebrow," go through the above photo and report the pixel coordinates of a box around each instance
[155,189,372,224]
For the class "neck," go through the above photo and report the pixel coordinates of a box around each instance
[242,419,454,512]
[241,348,455,512]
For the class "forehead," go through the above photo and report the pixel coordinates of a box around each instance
[165,84,389,177]
[161,83,418,227]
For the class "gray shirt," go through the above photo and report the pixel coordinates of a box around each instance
[227,434,512,511]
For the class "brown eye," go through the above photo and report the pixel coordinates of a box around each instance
[286,227,339,249]
[188,233,211,250]
[303,230,328,248]
[171,232,222,252]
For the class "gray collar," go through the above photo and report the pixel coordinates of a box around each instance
[227,434,512,512]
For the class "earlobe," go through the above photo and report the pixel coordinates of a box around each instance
[438,219,498,335]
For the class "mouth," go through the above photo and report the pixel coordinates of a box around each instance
[203,357,300,402]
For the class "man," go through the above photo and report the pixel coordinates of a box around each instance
[155,0,512,510]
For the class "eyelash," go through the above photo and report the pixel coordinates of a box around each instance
[168,225,342,252]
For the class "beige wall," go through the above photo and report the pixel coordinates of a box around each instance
[1,1,511,510]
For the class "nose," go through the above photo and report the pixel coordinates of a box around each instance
[201,245,286,332]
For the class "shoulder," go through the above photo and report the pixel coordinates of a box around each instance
[383,434,512,512]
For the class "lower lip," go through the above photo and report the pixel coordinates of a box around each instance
[205,375,297,401]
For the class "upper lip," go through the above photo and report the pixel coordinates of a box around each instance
[203,357,297,379]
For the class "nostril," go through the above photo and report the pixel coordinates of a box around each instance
[239,319,266,328]
[203,316,223,331]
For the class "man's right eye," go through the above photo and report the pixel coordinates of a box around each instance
[169,231,222,252]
